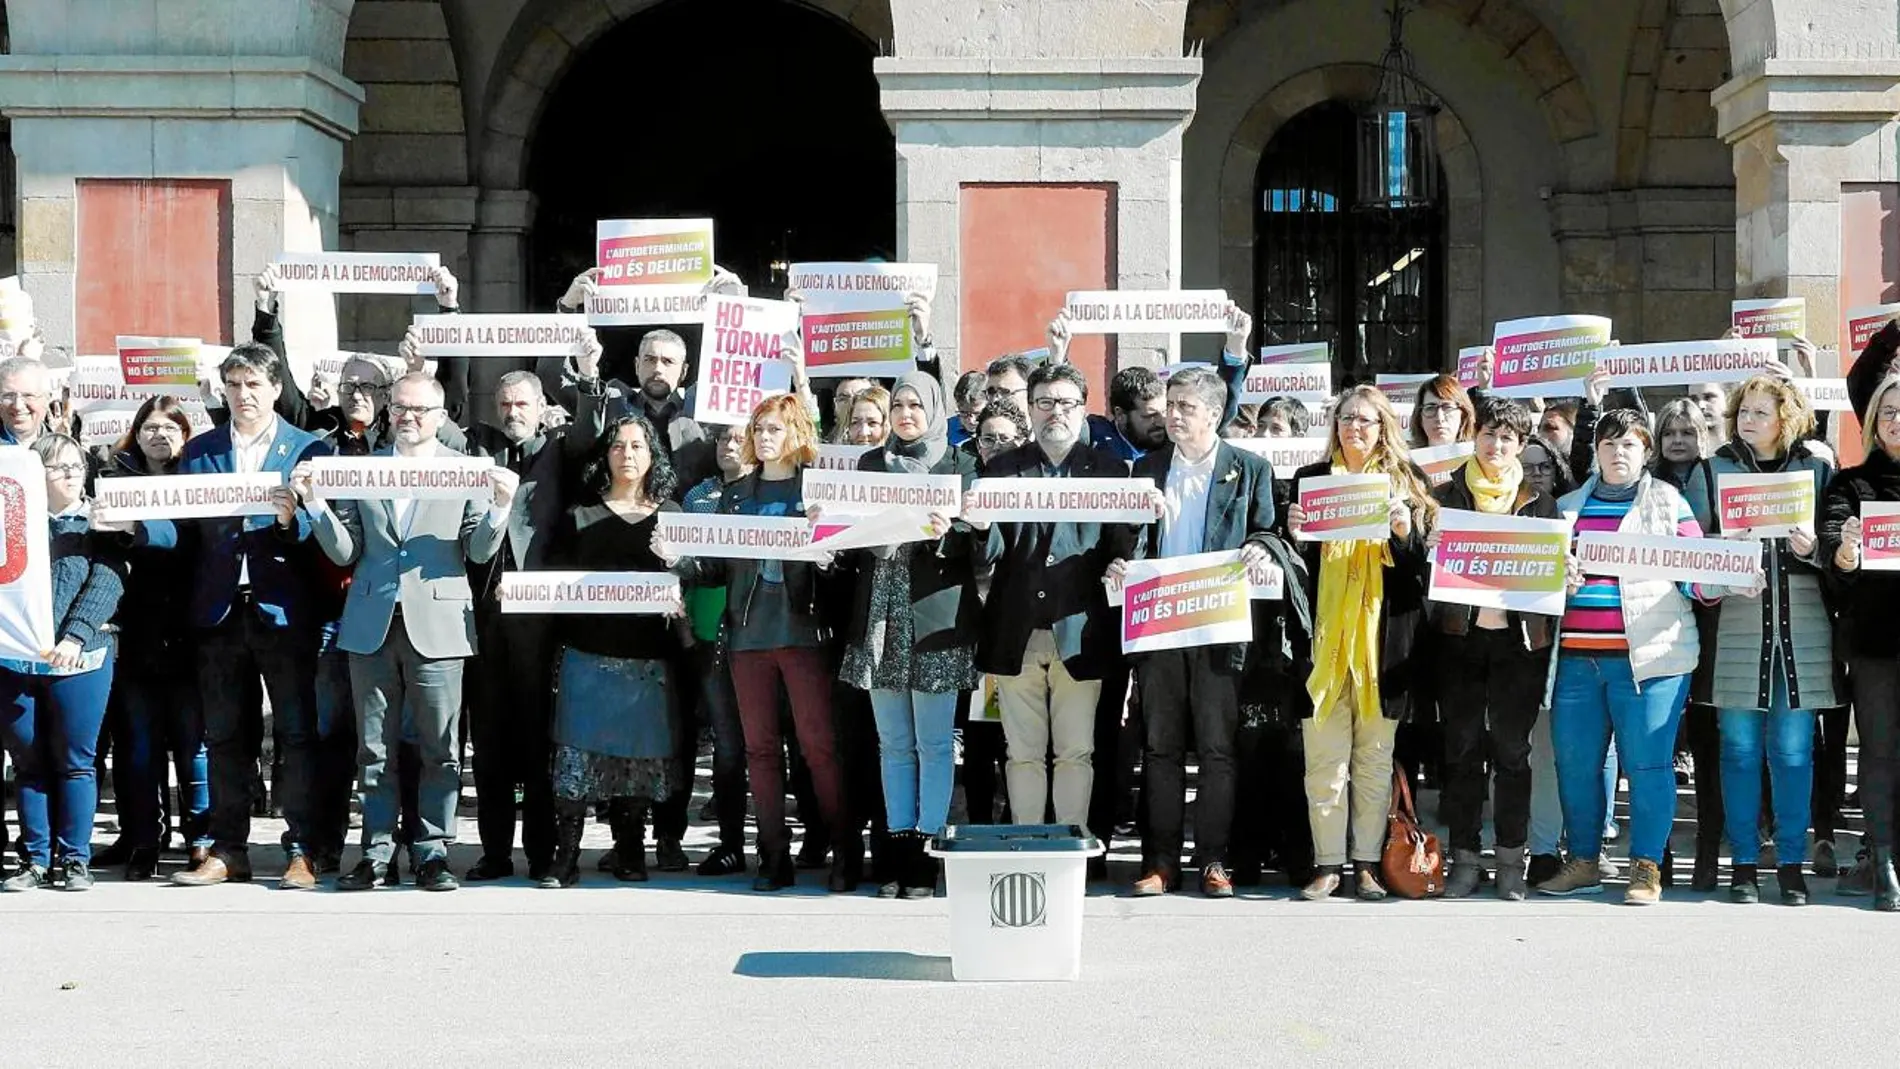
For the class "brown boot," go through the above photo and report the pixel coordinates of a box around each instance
[278,854,318,891]
[170,851,252,887]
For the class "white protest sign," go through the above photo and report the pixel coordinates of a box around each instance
[791,261,938,379]
[691,295,798,427]
[0,446,55,661]
[657,512,831,562]
[0,277,33,345]
[1862,502,1900,572]
[1794,377,1852,412]
[272,252,441,295]
[1106,548,1284,606]
[1732,297,1805,341]
[811,444,875,472]
[588,218,715,326]
[1227,436,1329,479]
[308,456,497,502]
[1241,343,1331,402]
[1118,551,1254,654]
[93,473,282,521]
[1488,315,1613,398]
[809,509,946,552]
[1847,304,1900,357]
[1412,441,1476,487]
[1594,339,1774,388]
[1428,511,1572,616]
[964,477,1157,525]
[1574,531,1762,588]
[495,571,681,615]
[801,469,961,519]
[411,315,589,358]
[1061,290,1230,334]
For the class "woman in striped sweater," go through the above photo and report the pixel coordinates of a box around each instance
[1535,410,1754,905]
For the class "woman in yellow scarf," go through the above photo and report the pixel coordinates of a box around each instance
[1284,385,1436,900]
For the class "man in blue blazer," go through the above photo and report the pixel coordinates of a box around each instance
[1115,366,1278,900]
[297,373,511,892]
[145,343,333,890]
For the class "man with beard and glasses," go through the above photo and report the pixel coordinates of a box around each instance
[458,333,609,883]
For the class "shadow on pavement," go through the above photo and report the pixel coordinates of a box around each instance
[733,950,954,982]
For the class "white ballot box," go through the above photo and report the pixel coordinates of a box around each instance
[928,824,1103,982]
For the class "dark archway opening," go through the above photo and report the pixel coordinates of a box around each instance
[1253,100,1446,385]
[528,0,896,376]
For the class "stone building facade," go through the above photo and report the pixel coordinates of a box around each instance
[0,0,1892,409]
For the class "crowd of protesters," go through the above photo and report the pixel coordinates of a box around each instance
[2,257,1898,912]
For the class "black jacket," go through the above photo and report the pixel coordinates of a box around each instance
[842,447,981,654]
[1821,447,1900,659]
[1129,441,1278,674]
[462,379,609,600]
[1426,460,1561,651]
[974,442,1135,680]
[1284,460,1432,721]
[681,467,832,642]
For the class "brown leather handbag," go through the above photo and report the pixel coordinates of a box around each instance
[1380,763,1444,898]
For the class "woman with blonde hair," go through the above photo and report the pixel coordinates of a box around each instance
[1284,384,1435,900]
[846,385,891,447]
[1706,374,1833,905]
[656,394,856,893]
[1823,372,1900,909]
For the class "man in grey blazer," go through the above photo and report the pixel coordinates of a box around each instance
[293,373,513,892]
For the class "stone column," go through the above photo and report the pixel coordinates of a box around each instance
[1714,58,1900,350]
[0,1,362,371]
[877,0,1201,377]
[461,187,537,423]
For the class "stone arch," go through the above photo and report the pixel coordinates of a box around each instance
[1217,63,1485,352]
[1188,0,1597,148]
[342,1,468,187]
[1614,0,1732,188]
[477,0,892,191]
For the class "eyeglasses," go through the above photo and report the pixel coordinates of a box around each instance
[338,382,386,397]
[1336,414,1379,429]
[138,422,183,436]
[1030,397,1083,413]
[0,392,45,405]
[1420,403,1462,418]
[978,433,1021,448]
[985,386,1027,401]
[389,403,440,418]
[1877,408,1900,424]
[1522,460,1556,475]
[44,464,85,477]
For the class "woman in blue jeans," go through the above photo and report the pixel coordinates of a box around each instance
[1536,410,1744,905]
[837,372,979,899]
[93,395,212,880]
[0,434,128,891]
[1706,375,1834,905]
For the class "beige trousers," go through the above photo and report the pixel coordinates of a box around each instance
[1301,689,1400,866]
[996,629,1101,826]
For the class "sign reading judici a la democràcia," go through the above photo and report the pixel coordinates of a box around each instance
[1227,436,1329,479]
[307,456,497,502]
[411,315,589,358]
[1717,470,1816,539]
[802,469,962,551]
[1428,511,1571,616]
[1594,338,1775,389]
[1295,473,1391,542]
[495,571,681,615]
[1488,315,1612,398]
[1847,304,1900,357]
[0,446,54,663]
[789,261,938,380]
[1117,551,1255,655]
[117,336,200,388]
[587,218,714,327]
[1732,297,1806,342]
[657,512,832,562]
[1412,441,1476,487]
[963,477,1157,525]
[1795,378,1852,412]
[1456,346,1488,389]
[691,295,798,427]
[1860,502,1900,572]
[271,252,441,295]
[1061,290,1229,334]
[93,473,282,521]
[1240,343,1331,402]
[1573,531,1762,588]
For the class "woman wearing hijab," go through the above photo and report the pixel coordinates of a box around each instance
[839,372,980,899]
